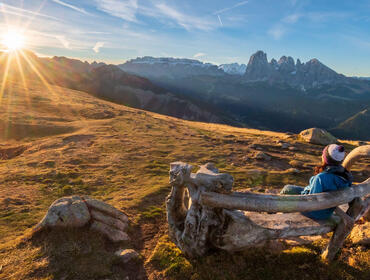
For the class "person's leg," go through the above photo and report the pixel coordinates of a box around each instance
[280,185,304,195]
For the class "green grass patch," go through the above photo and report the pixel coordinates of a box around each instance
[139,206,165,221]
[148,235,194,279]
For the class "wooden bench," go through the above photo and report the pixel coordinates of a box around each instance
[166,145,370,261]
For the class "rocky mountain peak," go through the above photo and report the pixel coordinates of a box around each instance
[296,59,302,67]
[307,58,320,64]
[248,50,268,67]
[277,56,295,73]
[244,51,347,88]
[245,51,271,80]
[278,56,295,66]
[270,58,279,69]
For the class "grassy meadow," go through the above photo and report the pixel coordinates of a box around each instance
[0,80,369,279]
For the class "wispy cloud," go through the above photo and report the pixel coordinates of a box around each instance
[214,1,249,15]
[268,24,286,40]
[95,0,138,22]
[93,41,105,53]
[282,11,350,25]
[0,3,60,20]
[55,35,71,49]
[193,52,206,58]
[341,34,370,49]
[95,1,216,31]
[282,13,301,24]
[51,0,90,15]
[270,11,350,40]
[155,3,213,31]
[306,11,350,22]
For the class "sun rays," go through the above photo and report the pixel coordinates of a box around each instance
[0,33,62,127]
[1,29,24,51]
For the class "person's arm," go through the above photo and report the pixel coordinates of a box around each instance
[307,176,324,194]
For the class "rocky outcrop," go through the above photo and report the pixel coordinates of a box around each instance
[243,50,348,88]
[244,51,273,81]
[34,196,130,242]
[299,128,337,145]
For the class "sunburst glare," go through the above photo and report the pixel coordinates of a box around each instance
[1,29,25,51]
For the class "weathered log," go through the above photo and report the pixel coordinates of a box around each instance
[321,207,355,261]
[219,210,338,251]
[200,180,370,213]
[343,145,370,170]
[166,162,231,257]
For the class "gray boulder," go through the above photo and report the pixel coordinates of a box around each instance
[37,196,90,228]
[34,196,131,243]
[299,128,337,145]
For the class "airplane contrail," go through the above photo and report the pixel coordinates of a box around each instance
[217,14,223,26]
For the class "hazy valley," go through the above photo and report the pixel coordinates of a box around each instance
[2,50,368,141]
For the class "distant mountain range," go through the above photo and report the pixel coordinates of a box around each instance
[2,50,369,140]
[119,51,368,91]
[118,51,370,140]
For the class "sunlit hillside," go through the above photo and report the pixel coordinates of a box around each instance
[0,76,369,279]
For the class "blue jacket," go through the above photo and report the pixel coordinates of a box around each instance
[301,166,352,220]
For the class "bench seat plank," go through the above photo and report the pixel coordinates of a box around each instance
[219,210,337,251]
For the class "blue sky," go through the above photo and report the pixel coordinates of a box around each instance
[0,0,370,76]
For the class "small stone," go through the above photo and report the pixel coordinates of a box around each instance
[115,249,140,264]
[280,143,290,149]
[288,146,298,151]
[289,160,303,168]
[276,140,289,149]
[242,155,250,161]
[254,151,271,161]
[286,168,300,174]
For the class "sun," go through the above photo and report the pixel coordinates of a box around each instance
[2,30,24,51]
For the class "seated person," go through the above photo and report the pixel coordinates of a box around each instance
[280,144,352,220]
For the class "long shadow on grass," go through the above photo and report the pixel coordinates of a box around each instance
[149,235,369,280]
[25,227,148,280]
